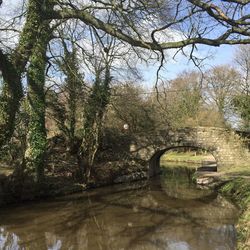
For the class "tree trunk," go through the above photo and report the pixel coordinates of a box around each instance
[0,53,22,149]
[24,22,50,184]
[78,119,100,182]
[78,68,111,183]
[0,0,51,150]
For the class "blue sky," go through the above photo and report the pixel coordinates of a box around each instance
[141,44,236,87]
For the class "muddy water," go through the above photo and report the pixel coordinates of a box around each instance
[0,168,238,250]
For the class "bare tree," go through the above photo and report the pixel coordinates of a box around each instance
[106,82,156,134]
[233,45,250,130]
[48,1,250,49]
[149,71,203,129]
[235,45,250,94]
[204,65,240,125]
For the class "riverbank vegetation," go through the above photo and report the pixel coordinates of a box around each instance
[220,178,250,249]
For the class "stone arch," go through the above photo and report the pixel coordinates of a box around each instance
[129,127,250,177]
[148,146,218,177]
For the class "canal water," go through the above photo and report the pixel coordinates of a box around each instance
[0,167,238,250]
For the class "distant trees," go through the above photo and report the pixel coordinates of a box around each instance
[106,83,155,134]
[104,64,249,136]
[233,45,250,130]
[148,71,204,129]
[167,71,202,128]
[204,65,240,126]
[105,69,233,133]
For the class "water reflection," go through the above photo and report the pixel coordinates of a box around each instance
[0,169,238,250]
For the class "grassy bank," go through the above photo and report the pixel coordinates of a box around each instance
[161,151,215,163]
[219,178,250,249]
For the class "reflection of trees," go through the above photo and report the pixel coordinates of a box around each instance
[0,228,19,250]
[0,178,237,250]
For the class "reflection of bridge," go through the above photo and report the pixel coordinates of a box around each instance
[128,127,250,176]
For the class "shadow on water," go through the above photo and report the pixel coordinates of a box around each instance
[0,166,239,250]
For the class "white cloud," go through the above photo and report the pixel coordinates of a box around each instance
[0,0,24,49]
[0,0,24,19]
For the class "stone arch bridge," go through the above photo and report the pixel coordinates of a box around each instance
[128,127,250,177]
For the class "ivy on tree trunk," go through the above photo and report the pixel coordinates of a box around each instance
[24,0,53,183]
[0,0,52,150]
[0,56,22,149]
[24,28,49,183]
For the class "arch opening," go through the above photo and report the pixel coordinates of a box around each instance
[149,146,217,177]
